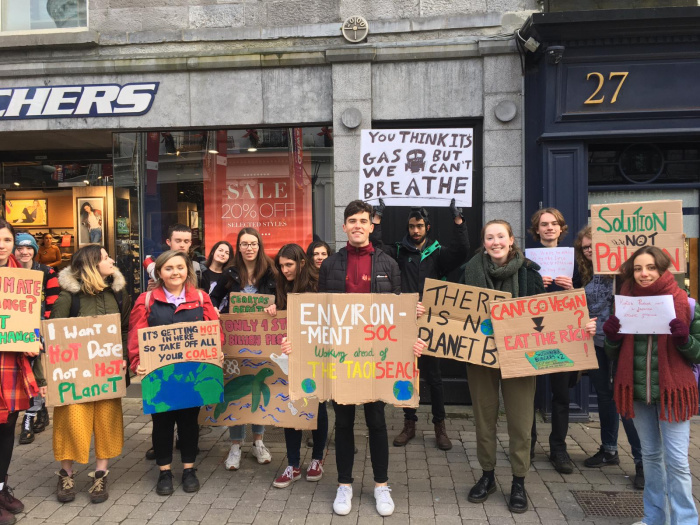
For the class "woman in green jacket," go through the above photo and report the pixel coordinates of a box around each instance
[604,246,700,525]
[50,245,131,505]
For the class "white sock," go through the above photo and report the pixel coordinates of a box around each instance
[0,482,4,491]
[254,439,263,446]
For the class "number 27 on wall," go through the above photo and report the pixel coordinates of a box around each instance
[584,72,629,104]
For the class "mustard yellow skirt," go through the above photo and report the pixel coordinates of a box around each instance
[53,398,123,464]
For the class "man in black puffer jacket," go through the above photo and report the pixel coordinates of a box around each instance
[370,198,469,451]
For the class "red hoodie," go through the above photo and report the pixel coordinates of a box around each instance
[345,242,373,294]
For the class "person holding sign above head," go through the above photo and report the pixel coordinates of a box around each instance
[264,244,329,489]
[50,245,132,505]
[209,228,277,471]
[371,198,469,451]
[460,220,546,513]
[603,246,700,525]
[282,200,427,517]
[574,227,644,489]
[306,240,333,270]
[0,219,45,524]
[528,208,580,474]
[128,250,221,496]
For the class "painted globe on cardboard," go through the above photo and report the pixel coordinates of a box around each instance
[142,362,224,414]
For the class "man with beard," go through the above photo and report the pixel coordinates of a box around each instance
[370,198,469,450]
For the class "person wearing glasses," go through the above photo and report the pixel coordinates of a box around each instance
[209,228,278,471]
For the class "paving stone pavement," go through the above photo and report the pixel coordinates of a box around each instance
[7,396,700,524]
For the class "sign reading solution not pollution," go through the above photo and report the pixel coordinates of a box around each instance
[41,314,126,407]
[287,293,420,406]
[490,289,598,379]
[0,268,43,353]
[417,279,509,367]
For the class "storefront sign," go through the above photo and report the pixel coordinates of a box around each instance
[359,128,473,207]
[200,312,318,430]
[0,83,159,120]
[490,289,597,379]
[41,314,126,407]
[591,200,685,274]
[0,268,43,353]
[417,279,508,367]
[287,293,420,406]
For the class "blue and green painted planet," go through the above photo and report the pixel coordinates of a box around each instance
[142,362,224,415]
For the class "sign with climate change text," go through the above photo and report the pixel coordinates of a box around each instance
[0,268,43,353]
[417,279,509,368]
[591,200,685,274]
[288,293,420,406]
[359,129,473,207]
[41,314,126,407]
[490,289,598,379]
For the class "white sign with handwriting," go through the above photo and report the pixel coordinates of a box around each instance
[524,248,575,279]
[615,295,675,335]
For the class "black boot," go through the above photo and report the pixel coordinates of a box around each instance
[508,482,528,513]
[18,415,34,445]
[156,470,173,496]
[181,468,200,493]
[468,473,496,503]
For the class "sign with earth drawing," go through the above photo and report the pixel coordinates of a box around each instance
[138,321,224,414]
[287,293,420,407]
[199,312,318,430]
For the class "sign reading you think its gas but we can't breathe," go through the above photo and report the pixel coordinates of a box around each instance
[287,293,420,406]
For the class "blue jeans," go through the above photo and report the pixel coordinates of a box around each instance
[229,424,265,441]
[89,228,102,243]
[589,346,642,463]
[633,401,698,525]
[284,402,328,468]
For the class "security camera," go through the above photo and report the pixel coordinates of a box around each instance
[546,46,565,65]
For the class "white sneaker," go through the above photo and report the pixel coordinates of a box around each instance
[224,444,241,470]
[374,485,394,517]
[333,485,353,515]
[252,440,271,464]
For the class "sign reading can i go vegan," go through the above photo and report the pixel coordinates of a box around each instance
[0,268,43,353]
[591,200,685,274]
[287,293,420,406]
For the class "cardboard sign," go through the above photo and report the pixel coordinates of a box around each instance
[41,314,126,407]
[417,279,509,367]
[591,200,685,274]
[138,321,224,414]
[615,295,675,335]
[228,292,275,314]
[199,312,318,430]
[287,293,420,406]
[490,289,598,379]
[0,268,43,353]
[359,128,473,207]
[524,248,575,279]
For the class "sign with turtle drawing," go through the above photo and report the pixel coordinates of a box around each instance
[138,321,224,415]
[287,293,420,406]
[199,312,319,430]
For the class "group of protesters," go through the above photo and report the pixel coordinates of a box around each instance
[0,197,698,524]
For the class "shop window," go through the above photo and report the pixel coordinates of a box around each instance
[0,0,87,32]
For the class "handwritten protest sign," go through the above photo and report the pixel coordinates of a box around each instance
[229,292,275,314]
[138,321,223,414]
[0,268,43,353]
[591,200,685,274]
[490,289,597,379]
[287,293,420,406]
[524,248,575,279]
[200,312,318,430]
[359,129,473,207]
[418,278,509,367]
[615,295,674,335]
[41,314,126,407]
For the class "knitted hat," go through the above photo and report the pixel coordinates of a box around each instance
[15,233,39,255]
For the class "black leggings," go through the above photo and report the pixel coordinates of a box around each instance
[0,411,19,480]
[152,407,199,467]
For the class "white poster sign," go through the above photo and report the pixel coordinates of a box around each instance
[615,295,675,335]
[525,248,575,279]
[358,128,473,207]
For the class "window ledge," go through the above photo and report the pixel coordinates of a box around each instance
[0,29,98,50]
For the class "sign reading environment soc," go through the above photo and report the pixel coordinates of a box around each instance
[0,82,159,120]
[359,128,473,207]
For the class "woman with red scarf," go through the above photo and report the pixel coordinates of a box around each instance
[604,246,700,525]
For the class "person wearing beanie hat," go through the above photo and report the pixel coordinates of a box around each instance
[14,233,39,258]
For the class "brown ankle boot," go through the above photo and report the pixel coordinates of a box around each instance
[434,420,452,451]
[0,477,23,514]
[393,420,416,446]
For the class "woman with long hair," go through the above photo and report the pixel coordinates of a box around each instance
[209,228,278,471]
[200,241,234,294]
[265,244,329,488]
[603,246,700,525]
[0,219,44,522]
[80,202,102,244]
[128,250,220,496]
[574,226,643,488]
[306,240,333,270]
[50,244,131,504]
[35,233,62,268]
